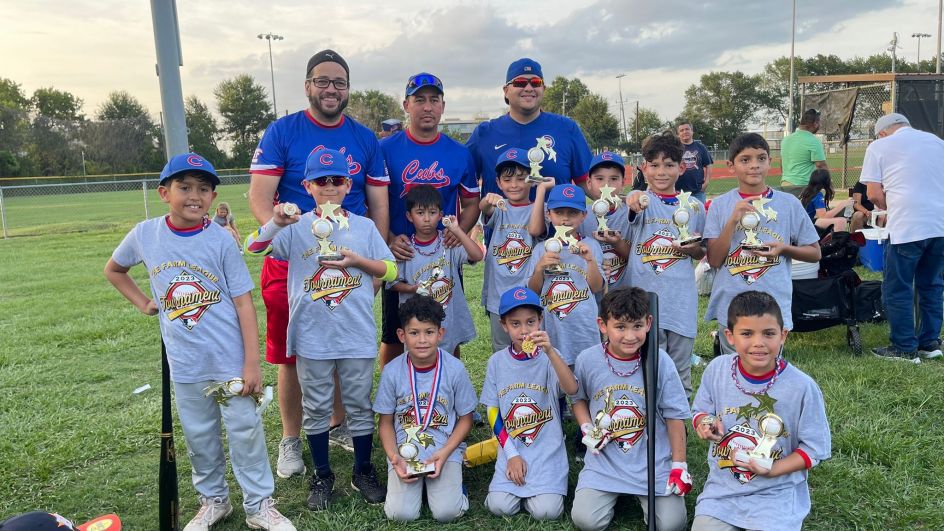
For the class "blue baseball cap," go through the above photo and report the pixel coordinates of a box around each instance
[304,148,351,181]
[381,118,402,132]
[405,72,444,97]
[498,287,543,317]
[546,183,586,212]
[589,151,626,176]
[506,58,543,83]
[159,153,220,187]
[494,147,529,173]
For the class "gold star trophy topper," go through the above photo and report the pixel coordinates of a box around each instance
[554,225,581,253]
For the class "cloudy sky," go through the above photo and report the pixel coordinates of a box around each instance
[1,0,937,126]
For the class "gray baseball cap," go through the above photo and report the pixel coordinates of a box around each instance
[874,113,910,135]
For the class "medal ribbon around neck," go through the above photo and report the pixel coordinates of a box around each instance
[407,349,444,432]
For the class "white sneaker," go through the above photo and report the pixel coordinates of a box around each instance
[276,437,306,478]
[183,496,233,531]
[328,422,354,452]
[246,498,296,530]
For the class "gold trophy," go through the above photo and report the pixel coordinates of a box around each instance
[581,389,614,452]
[672,191,702,246]
[555,225,581,254]
[400,425,436,476]
[736,413,785,470]
[311,202,345,262]
[203,378,274,416]
[543,237,566,276]
[416,260,445,297]
[526,147,549,184]
[591,199,614,236]
[281,202,299,216]
[740,211,769,252]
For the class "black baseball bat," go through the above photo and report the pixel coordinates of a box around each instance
[643,292,659,531]
[160,340,180,531]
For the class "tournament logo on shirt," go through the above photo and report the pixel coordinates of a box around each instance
[713,393,784,484]
[304,266,362,309]
[601,243,627,283]
[724,242,780,284]
[607,393,646,452]
[635,228,684,274]
[428,275,454,309]
[504,393,553,447]
[540,277,590,320]
[492,230,533,272]
[400,160,451,198]
[398,393,449,428]
[311,144,362,176]
[160,270,222,330]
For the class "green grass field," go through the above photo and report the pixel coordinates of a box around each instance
[1,187,942,530]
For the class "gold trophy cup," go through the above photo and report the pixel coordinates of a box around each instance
[592,199,616,236]
[740,211,769,252]
[311,218,344,262]
[543,238,566,275]
[672,208,702,246]
[737,413,785,470]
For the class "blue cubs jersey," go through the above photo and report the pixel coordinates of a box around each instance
[250,110,389,215]
[381,130,480,237]
[466,112,592,199]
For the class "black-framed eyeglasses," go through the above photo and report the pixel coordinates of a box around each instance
[506,76,544,89]
[406,74,444,94]
[307,77,349,90]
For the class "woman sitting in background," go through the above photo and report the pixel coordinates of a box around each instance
[799,169,864,234]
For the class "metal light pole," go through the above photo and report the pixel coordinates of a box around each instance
[150,0,189,159]
[616,74,627,143]
[914,33,932,64]
[257,32,284,115]
[888,32,900,73]
[937,0,942,73]
[787,0,797,133]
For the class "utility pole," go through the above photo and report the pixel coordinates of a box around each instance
[937,0,942,73]
[562,88,567,116]
[258,33,284,116]
[635,100,640,146]
[787,0,797,133]
[914,32,932,64]
[616,74,627,143]
[888,32,900,73]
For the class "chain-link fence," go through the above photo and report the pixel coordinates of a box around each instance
[801,82,892,190]
[0,173,250,238]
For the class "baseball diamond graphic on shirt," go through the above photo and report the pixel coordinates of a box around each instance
[636,228,684,274]
[492,230,533,272]
[724,243,780,284]
[541,276,590,320]
[600,242,627,283]
[160,270,222,330]
[304,266,362,309]
[504,393,553,447]
[607,394,646,452]
[427,275,455,309]
[397,395,449,430]
[399,160,452,197]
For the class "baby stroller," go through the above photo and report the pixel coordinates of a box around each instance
[790,230,884,355]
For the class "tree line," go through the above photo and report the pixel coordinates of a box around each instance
[0,52,938,177]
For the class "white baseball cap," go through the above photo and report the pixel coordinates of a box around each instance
[874,113,910,135]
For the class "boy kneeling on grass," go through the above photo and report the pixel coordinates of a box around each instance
[373,295,478,522]
[691,290,831,531]
[105,153,294,530]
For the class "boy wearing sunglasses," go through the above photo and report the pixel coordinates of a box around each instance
[245,148,397,511]
[467,58,593,202]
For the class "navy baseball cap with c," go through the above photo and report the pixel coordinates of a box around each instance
[304,148,351,181]
[498,286,543,317]
[494,147,529,173]
[405,73,444,97]
[159,153,220,187]
[0,511,121,531]
[546,183,587,212]
[589,151,626,176]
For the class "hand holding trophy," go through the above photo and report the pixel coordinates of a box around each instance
[581,389,614,454]
[311,201,345,262]
[735,413,785,472]
[672,191,702,246]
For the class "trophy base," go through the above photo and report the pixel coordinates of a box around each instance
[734,450,773,470]
[581,431,608,452]
[525,176,551,185]
[544,268,566,276]
[741,244,770,253]
[408,461,437,477]
[317,253,344,263]
[596,229,618,238]
[677,236,703,246]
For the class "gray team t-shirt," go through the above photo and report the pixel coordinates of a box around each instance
[480,348,568,498]
[526,235,605,365]
[704,189,819,330]
[270,211,394,360]
[578,202,633,289]
[392,237,476,353]
[373,350,479,470]
[692,354,831,531]
[483,203,537,314]
[626,191,706,338]
[111,218,253,383]
[572,344,690,495]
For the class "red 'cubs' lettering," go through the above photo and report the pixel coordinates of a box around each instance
[399,160,450,197]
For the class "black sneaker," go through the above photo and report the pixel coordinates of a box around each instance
[307,471,335,511]
[872,346,920,363]
[918,339,943,359]
[351,463,386,504]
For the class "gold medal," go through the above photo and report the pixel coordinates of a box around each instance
[521,338,537,356]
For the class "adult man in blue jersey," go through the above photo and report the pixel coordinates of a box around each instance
[379,72,481,365]
[247,49,390,484]
[466,58,593,200]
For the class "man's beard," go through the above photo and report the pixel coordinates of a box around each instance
[309,93,348,119]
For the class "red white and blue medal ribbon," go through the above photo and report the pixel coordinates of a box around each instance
[407,349,443,432]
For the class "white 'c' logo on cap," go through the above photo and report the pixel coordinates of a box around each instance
[513,288,527,300]
[186,155,204,167]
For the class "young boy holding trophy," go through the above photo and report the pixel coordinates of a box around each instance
[570,287,691,531]
[104,153,295,530]
[244,148,396,510]
[577,151,633,290]
[701,133,820,354]
[373,296,478,522]
[623,131,706,397]
[691,291,831,531]
[480,287,577,521]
